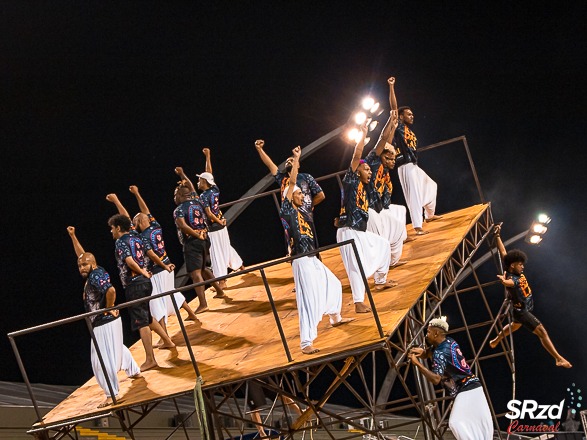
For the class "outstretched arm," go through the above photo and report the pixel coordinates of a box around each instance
[350,122,369,172]
[388,76,398,112]
[286,146,301,202]
[129,185,149,214]
[175,167,196,193]
[66,226,85,258]
[106,193,130,218]
[494,223,507,259]
[407,351,441,385]
[254,139,279,176]
[202,148,212,174]
[373,110,399,156]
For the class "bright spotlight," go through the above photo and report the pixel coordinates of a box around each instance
[528,235,542,245]
[361,97,375,111]
[525,214,551,245]
[537,213,551,224]
[370,102,380,114]
[364,136,371,144]
[532,223,548,234]
[354,111,367,124]
[347,127,359,141]
[369,120,378,131]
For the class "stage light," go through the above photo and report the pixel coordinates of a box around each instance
[347,127,359,141]
[361,97,375,111]
[537,213,551,224]
[528,235,542,245]
[369,120,378,131]
[364,136,371,144]
[370,102,380,114]
[354,111,367,125]
[525,213,551,245]
[532,223,548,234]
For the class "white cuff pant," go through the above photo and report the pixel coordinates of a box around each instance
[150,270,172,323]
[90,318,140,398]
[292,256,343,349]
[449,387,493,440]
[366,206,407,266]
[398,163,437,229]
[153,269,187,316]
[209,227,243,278]
[336,227,391,303]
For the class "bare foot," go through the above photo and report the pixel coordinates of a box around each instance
[185,314,199,321]
[140,360,158,371]
[218,280,227,289]
[425,215,443,222]
[195,305,209,314]
[98,396,115,408]
[158,340,176,350]
[415,228,429,235]
[302,345,320,355]
[355,302,372,313]
[489,338,499,349]
[154,339,164,348]
[556,358,572,368]
[375,279,399,291]
[390,260,408,268]
[332,317,355,327]
[129,373,142,379]
[404,236,416,243]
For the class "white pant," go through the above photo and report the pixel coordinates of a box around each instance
[292,256,342,349]
[90,318,140,397]
[153,269,188,316]
[398,162,437,229]
[449,387,493,440]
[150,270,171,322]
[336,227,391,303]
[209,227,243,278]
[366,205,407,266]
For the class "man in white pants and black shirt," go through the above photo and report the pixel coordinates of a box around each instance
[281,146,353,354]
[335,122,397,314]
[388,76,441,235]
[67,226,140,408]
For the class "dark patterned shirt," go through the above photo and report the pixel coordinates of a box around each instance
[505,272,534,312]
[83,266,117,327]
[337,167,369,232]
[275,171,323,220]
[200,185,225,231]
[139,214,170,275]
[365,149,393,212]
[431,337,480,396]
[173,194,207,245]
[280,197,315,256]
[393,121,418,165]
[114,232,149,287]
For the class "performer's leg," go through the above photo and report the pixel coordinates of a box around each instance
[138,324,158,371]
[91,322,121,406]
[398,163,425,231]
[533,324,572,368]
[489,322,522,348]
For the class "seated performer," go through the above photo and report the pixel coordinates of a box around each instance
[489,224,571,368]
[365,109,408,267]
[335,122,397,314]
[281,146,353,354]
[198,147,245,289]
[67,226,140,408]
[409,317,493,440]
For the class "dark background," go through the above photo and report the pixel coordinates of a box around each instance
[1,1,585,427]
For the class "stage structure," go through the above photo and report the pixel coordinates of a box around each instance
[9,136,518,440]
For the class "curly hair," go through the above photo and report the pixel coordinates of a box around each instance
[107,214,132,232]
[504,249,527,269]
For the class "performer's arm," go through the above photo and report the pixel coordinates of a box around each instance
[66,226,85,257]
[124,256,151,279]
[129,185,150,215]
[286,146,301,202]
[388,76,398,111]
[350,122,368,172]
[373,110,399,156]
[494,223,507,259]
[497,272,515,288]
[312,191,325,207]
[146,249,174,273]
[175,216,206,240]
[106,193,131,219]
[104,286,119,317]
[203,147,213,174]
[254,139,279,176]
[205,206,226,227]
[175,167,196,193]
[408,351,441,385]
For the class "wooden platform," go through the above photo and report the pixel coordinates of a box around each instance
[37,204,489,428]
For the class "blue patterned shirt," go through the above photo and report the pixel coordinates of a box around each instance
[337,167,369,232]
[365,149,393,212]
[114,232,149,287]
[173,194,207,245]
[139,214,170,275]
[505,272,534,312]
[84,266,117,327]
[431,337,480,396]
[200,185,225,231]
[280,197,315,256]
[275,171,323,220]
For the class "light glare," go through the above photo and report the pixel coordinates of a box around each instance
[354,112,367,125]
[369,120,378,131]
[369,102,380,114]
[361,97,375,111]
[528,235,542,244]
[532,224,548,234]
[347,128,359,141]
[538,213,551,224]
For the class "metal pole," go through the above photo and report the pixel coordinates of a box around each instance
[169,291,201,377]
[84,316,118,405]
[260,268,293,362]
[7,336,43,422]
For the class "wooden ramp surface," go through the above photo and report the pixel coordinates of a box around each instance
[38,204,488,427]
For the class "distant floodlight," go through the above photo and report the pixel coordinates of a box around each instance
[347,127,359,141]
[364,136,371,144]
[537,213,551,224]
[369,120,378,131]
[354,111,367,125]
[361,97,375,111]
[528,235,542,244]
[532,223,548,234]
[369,102,380,114]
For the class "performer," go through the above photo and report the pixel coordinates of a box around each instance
[173,167,229,314]
[489,224,572,368]
[364,109,408,267]
[255,138,325,250]
[107,214,175,371]
[408,317,493,440]
[388,76,441,235]
[198,147,245,289]
[335,122,396,314]
[67,226,140,408]
[281,146,353,353]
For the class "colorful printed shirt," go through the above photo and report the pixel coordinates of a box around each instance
[280,197,315,256]
[431,337,481,396]
[200,185,225,232]
[365,149,393,212]
[274,171,323,219]
[83,266,117,327]
[139,214,170,275]
[393,121,418,165]
[114,232,149,287]
[173,193,207,245]
[505,272,534,313]
[337,167,369,232]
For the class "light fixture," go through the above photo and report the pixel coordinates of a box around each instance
[354,111,367,125]
[525,213,551,245]
[361,97,375,111]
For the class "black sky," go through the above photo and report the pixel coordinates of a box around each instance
[1,1,586,421]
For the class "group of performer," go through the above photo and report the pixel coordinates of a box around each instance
[66,74,571,440]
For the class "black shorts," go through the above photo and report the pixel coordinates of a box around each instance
[184,236,209,272]
[125,278,153,331]
[247,382,277,410]
[513,309,541,332]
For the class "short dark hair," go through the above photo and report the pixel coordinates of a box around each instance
[504,249,527,269]
[108,214,132,232]
[398,106,412,116]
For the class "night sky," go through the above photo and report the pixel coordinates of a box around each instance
[2,2,586,425]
